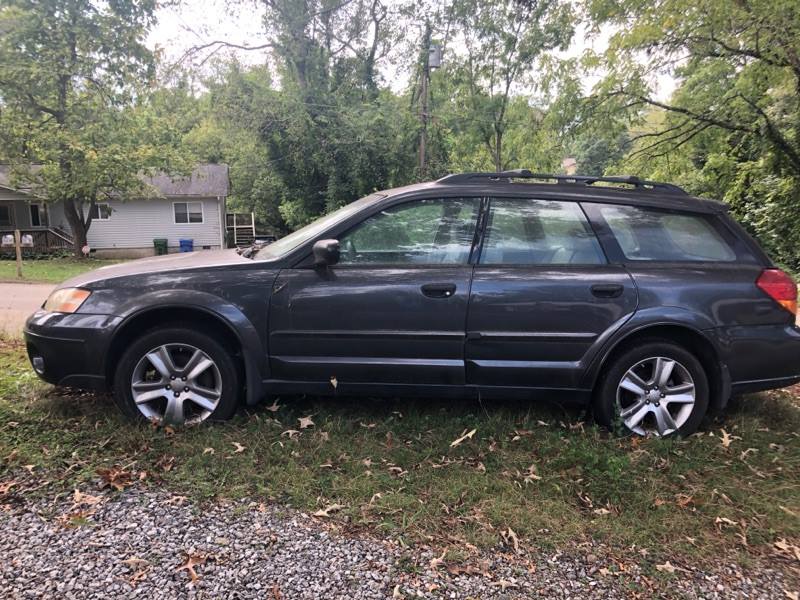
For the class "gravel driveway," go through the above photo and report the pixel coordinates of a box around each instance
[0,489,794,599]
[0,282,53,336]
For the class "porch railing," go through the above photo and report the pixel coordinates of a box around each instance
[0,228,74,253]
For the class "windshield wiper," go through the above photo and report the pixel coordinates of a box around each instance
[236,240,271,259]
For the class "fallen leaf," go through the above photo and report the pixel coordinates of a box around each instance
[330,376,338,389]
[266,399,282,412]
[313,503,345,518]
[450,428,477,448]
[490,580,518,591]
[392,584,403,598]
[656,561,676,574]
[203,447,215,455]
[298,415,315,429]
[0,480,18,496]
[785,590,799,600]
[593,507,612,515]
[657,560,689,574]
[175,553,206,582]
[430,549,447,570]
[72,489,103,508]
[720,429,741,449]
[231,442,246,453]
[96,467,133,491]
[281,429,301,438]
[502,526,521,554]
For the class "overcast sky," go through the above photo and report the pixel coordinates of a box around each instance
[148,0,676,99]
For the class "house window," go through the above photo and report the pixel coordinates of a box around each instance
[89,203,111,220]
[174,201,203,224]
[0,203,12,227]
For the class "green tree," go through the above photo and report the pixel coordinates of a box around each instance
[0,0,186,255]
[447,0,573,171]
[585,0,800,270]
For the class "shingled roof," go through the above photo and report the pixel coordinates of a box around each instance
[0,164,229,197]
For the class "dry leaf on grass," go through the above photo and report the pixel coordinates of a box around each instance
[450,428,477,448]
[656,561,689,574]
[266,400,282,412]
[719,429,741,448]
[392,585,403,598]
[298,415,315,429]
[313,503,345,518]
[175,553,207,582]
[96,467,133,491]
[281,429,301,438]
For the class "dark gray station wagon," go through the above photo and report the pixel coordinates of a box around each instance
[24,171,800,436]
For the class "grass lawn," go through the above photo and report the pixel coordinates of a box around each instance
[0,257,122,284]
[1,339,798,573]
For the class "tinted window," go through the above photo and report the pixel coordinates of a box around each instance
[597,204,736,262]
[338,198,480,265]
[480,199,604,265]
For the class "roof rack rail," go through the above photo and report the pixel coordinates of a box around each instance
[436,170,688,195]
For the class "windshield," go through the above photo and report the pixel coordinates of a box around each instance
[252,193,385,261]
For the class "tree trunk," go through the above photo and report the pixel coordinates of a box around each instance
[494,129,503,172]
[62,197,89,257]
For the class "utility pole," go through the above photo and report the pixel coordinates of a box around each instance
[418,23,431,175]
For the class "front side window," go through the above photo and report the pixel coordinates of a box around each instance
[174,201,203,224]
[596,204,736,262]
[480,198,605,265]
[89,203,111,221]
[338,197,481,265]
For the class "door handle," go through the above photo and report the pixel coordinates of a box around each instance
[591,284,624,299]
[421,283,456,298]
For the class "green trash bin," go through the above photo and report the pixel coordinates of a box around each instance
[153,238,168,256]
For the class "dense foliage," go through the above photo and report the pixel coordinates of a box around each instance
[0,0,797,269]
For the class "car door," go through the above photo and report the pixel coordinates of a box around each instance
[465,197,638,390]
[268,196,482,388]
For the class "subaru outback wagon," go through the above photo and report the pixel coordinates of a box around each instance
[24,171,800,436]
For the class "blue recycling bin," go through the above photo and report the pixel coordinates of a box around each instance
[179,239,194,253]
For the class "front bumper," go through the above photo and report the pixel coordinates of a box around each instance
[23,310,122,390]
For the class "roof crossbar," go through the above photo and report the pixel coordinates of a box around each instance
[436,169,688,195]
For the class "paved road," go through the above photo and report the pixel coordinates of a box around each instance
[0,282,54,336]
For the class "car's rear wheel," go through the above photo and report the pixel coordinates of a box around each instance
[594,340,709,437]
[113,327,239,426]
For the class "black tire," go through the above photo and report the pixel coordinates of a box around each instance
[112,326,240,425]
[594,339,709,437]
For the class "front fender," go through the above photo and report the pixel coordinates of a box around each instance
[109,289,268,406]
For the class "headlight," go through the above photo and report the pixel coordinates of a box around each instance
[43,288,91,313]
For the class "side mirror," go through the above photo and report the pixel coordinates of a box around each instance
[312,239,340,267]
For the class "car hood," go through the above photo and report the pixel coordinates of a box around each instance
[60,249,254,289]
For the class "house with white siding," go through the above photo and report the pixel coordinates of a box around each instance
[0,164,229,257]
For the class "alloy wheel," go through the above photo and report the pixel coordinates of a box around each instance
[130,343,222,426]
[615,356,696,436]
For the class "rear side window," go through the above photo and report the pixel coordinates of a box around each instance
[596,204,737,262]
[480,198,605,265]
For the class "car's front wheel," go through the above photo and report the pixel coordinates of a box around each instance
[594,340,709,437]
[113,327,239,426]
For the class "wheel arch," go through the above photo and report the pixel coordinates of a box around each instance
[105,298,266,406]
[587,322,730,413]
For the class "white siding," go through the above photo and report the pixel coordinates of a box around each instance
[85,197,223,250]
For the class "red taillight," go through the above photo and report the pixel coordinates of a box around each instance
[756,268,798,316]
